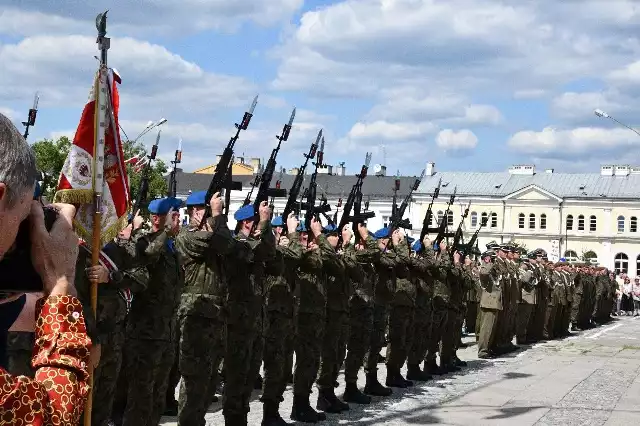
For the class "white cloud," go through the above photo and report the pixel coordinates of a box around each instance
[435,129,478,153]
[0,35,255,120]
[513,89,547,99]
[0,107,15,120]
[0,1,303,37]
[507,126,639,159]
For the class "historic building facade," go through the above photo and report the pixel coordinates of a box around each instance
[170,162,640,275]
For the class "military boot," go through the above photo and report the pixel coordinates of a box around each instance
[316,387,346,413]
[423,360,446,375]
[364,371,393,396]
[291,394,326,423]
[385,368,410,388]
[406,364,432,381]
[342,382,371,404]
[262,401,292,426]
[224,413,247,426]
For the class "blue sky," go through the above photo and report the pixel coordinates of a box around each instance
[2,0,640,176]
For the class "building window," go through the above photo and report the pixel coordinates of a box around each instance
[518,213,525,229]
[540,213,547,230]
[636,255,640,275]
[447,211,454,226]
[632,217,638,233]
[437,210,443,225]
[382,216,389,227]
[615,253,629,274]
[618,215,625,233]
[470,211,478,228]
[490,213,497,228]
[566,215,573,230]
[529,213,536,229]
[578,215,585,231]
[564,250,578,262]
[481,212,488,226]
[590,215,597,232]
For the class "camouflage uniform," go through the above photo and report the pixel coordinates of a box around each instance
[224,221,274,424]
[385,239,415,386]
[261,233,302,421]
[344,237,380,393]
[440,257,462,369]
[122,228,183,426]
[407,249,436,377]
[174,216,239,426]
[290,235,325,420]
[316,234,351,412]
[425,253,452,373]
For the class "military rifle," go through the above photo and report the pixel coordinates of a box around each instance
[130,129,161,224]
[418,178,442,249]
[22,92,39,140]
[302,133,331,235]
[337,152,374,247]
[450,201,471,259]
[282,139,317,233]
[199,95,257,228]
[434,186,457,248]
[167,138,181,197]
[244,108,295,233]
[461,214,488,258]
[389,169,425,231]
[269,168,285,217]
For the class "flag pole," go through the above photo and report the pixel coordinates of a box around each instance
[84,10,110,426]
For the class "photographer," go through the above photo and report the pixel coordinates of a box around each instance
[0,113,90,424]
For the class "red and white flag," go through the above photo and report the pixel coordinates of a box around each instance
[125,152,144,166]
[55,67,130,246]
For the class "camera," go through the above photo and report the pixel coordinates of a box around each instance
[0,206,58,293]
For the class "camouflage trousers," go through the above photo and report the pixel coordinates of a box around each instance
[426,297,448,365]
[317,308,349,389]
[122,337,175,426]
[570,289,583,324]
[440,306,458,366]
[178,312,224,426]
[385,298,414,371]
[365,302,388,373]
[6,331,35,377]
[92,322,126,426]
[223,299,263,418]
[262,285,294,403]
[408,291,432,366]
[344,296,373,383]
[166,333,180,406]
[293,306,325,397]
[454,304,466,349]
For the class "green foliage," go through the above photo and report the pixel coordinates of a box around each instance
[31,136,71,200]
[581,249,597,261]
[30,136,168,206]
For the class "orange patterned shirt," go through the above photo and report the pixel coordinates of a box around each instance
[0,295,91,425]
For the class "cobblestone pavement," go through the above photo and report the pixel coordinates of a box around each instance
[160,315,640,425]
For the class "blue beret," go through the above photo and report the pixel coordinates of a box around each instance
[271,216,284,227]
[186,190,206,207]
[127,213,133,222]
[323,223,338,234]
[373,227,390,239]
[234,204,256,222]
[148,197,182,215]
[296,220,306,232]
[412,240,422,252]
[33,181,41,199]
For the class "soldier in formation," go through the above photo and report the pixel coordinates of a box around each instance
[6,189,620,426]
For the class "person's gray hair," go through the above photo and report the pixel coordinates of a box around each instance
[0,113,38,207]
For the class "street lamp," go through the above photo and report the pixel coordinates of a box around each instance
[132,117,168,142]
[594,109,640,138]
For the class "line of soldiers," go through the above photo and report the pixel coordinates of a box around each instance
[5,192,619,426]
[474,242,616,360]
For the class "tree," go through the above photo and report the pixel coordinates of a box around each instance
[581,249,597,263]
[31,136,168,208]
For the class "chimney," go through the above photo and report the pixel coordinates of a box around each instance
[545,168,554,174]
[249,157,261,173]
[426,161,435,176]
[335,162,346,176]
[508,164,535,175]
[600,165,614,176]
[614,164,630,176]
